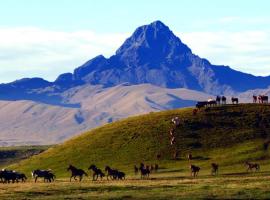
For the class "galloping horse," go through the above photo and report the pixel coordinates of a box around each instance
[105,166,118,180]
[104,166,125,180]
[32,169,55,183]
[245,162,260,172]
[190,164,200,177]
[88,165,105,181]
[67,165,87,182]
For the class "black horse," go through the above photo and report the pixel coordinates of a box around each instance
[216,96,221,105]
[32,169,55,183]
[67,165,87,182]
[231,97,239,104]
[16,173,27,182]
[139,163,150,179]
[221,96,226,104]
[0,170,17,183]
[88,165,105,181]
[105,166,125,180]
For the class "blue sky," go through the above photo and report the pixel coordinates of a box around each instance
[0,0,269,82]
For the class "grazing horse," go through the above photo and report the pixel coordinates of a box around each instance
[211,163,219,175]
[32,169,55,183]
[88,165,105,181]
[245,162,260,172]
[221,96,226,104]
[253,95,257,103]
[258,95,268,104]
[67,165,87,182]
[139,163,150,179]
[190,164,200,177]
[216,96,221,105]
[231,97,239,104]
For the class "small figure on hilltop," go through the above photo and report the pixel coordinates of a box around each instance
[231,97,239,104]
[253,95,258,103]
[221,96,226,104]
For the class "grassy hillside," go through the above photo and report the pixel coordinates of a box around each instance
[10,104,270,177]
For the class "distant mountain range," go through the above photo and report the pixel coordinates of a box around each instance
[0,20,269,145]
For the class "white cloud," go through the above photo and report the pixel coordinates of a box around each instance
[179,31,270,76]
[0,27,269,83]
[0,27,128,83]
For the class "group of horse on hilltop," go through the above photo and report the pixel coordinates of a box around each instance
[196,94,268,109]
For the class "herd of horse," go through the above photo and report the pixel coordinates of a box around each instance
[196,95,268,109]
[0,160,261,183]
[0,94,268,184]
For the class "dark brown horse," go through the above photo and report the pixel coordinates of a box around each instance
[67,165,87,182]
[190,164,200,177]
[134,165,139,175]
[231,97,239,104]
[216,96,221,105]
[139,163,150,179]
[187,153,193,161]
[245,162,260,172]
[221,96,226,104]
[105,166,125,180]
[211,163,219,175]
[253,95,257,103]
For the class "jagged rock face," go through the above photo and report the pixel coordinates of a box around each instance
[70,21,270,94]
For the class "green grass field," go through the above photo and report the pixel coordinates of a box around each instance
[2,104,270,199]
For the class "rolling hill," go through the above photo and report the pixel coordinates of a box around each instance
[0,20,269,145]
[11,104,270,177]
[0,84,212,145]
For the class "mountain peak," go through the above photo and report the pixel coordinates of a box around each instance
[115,21,191,66]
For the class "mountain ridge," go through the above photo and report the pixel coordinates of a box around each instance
[0,20,269,101]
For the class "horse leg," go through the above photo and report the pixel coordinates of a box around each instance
[79,176,82,182]
[35,177,38,183]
